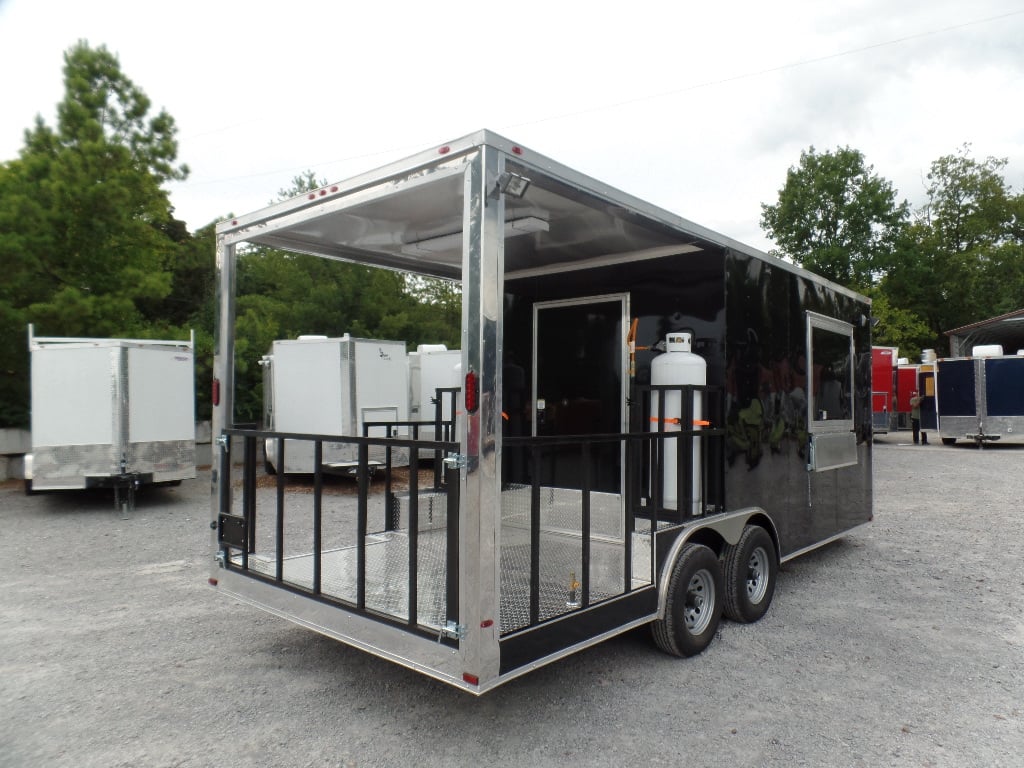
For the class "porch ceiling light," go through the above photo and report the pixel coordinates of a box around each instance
[402,216,549,256]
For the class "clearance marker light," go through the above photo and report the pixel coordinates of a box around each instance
[212,378,221,407]
[463,673,479,686]
[464,369,479,413]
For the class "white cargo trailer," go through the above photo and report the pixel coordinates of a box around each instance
[262,334,410,474]
[407,344,461,458]
[27,326,196,505]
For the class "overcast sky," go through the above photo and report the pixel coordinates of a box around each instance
[1,0,1022,252]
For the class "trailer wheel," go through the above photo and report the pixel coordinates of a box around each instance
[652,543,723,657]
[722,525,777,623]
[263,440,277,475]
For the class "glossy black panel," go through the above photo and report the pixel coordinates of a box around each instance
[503,250,726,491]
[722,252,872,554]
[499,589,657,674]
[502,249,873,557]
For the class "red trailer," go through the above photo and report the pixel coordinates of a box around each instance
[871,347,897,433]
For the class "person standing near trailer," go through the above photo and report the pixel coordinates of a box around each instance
[910,390,927,444]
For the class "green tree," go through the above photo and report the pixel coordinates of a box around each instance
[0,41,191,426]
[760,146,909,289]
[884,146,1024,348]
[863,288,933,362]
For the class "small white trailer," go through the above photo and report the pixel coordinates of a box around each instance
[26,326,196,507]
[261,334,410,474]
[407,344,461,458]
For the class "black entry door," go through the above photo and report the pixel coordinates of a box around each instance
[533,296,625,492]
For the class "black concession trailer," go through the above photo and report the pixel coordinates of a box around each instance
[210,130,873,694]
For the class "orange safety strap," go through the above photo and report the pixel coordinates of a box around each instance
[650,417,711,427]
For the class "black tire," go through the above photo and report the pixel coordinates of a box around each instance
[263,440,277,475]
[652,543,724,657]
[722,525,777,623]
[941,437,956,446]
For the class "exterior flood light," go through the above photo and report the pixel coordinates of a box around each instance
[497,171,531,198]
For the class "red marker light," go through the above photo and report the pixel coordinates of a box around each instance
[463,673,479,686]
[512,145,523,155]
[212,378,221,407]
[464,369,479,413]
[439,145,451,155]
[481,619,494,628]
[208,577,218,586]
[308,193,316,200]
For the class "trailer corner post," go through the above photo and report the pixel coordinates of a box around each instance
[211,234,237,551]
[457,146,505,687]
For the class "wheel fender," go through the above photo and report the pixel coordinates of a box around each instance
[656,507,779,618]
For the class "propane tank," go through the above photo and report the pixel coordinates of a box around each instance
[650,332,706,515]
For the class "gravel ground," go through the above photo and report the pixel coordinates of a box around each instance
[2,434,1022,768]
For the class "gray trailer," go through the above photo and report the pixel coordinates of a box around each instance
[210,130,873,694]
[935,345,1024,445]
[27,326,196,507]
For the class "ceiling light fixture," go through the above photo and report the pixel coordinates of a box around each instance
[402,216,549,256]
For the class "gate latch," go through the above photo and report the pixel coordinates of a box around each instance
[438,621,465,642]
[443,454,467,470]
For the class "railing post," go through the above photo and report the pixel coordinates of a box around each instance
[529,446,541,626]
[580,441,591,608]
[407,450,419,627]
[444,460,460,638]
[313,440,323,595]
[433,389,443,488]
[356,440,368,610]
[275,437,285,583]
[243,435,257,556]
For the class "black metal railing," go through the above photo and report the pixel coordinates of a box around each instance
[635,383,726,522]
[499,383,725,634]
[216,383,721,642]
[216,428,461,644]
[363,386,460,491]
